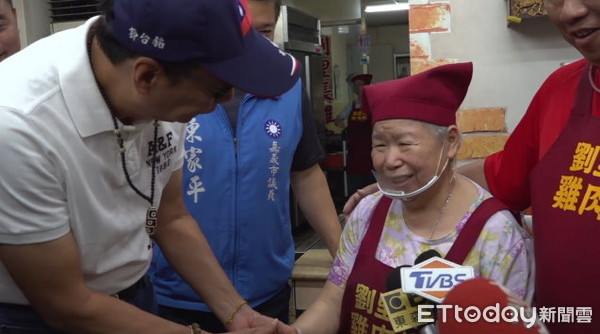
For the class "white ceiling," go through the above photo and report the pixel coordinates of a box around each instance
[363,0,409,27]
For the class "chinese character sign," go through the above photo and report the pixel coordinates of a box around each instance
[552,141,600,220]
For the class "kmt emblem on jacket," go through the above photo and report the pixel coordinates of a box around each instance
[264,119,282,138]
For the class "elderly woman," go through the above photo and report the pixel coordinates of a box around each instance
[291,63,533,334]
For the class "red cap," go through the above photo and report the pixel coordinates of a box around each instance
[364,62,473,126]
[438,278,547,334]
[351,74,373,85]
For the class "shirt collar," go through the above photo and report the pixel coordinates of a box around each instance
[60,16,116,138]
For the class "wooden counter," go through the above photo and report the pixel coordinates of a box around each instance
[291,249,333,313]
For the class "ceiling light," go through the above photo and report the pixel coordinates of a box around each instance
[364,3,409,13]
[338,25,350,34]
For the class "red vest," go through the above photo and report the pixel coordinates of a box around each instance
[346,101,373,175]
[530,62,600,334]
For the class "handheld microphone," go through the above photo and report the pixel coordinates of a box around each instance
[437,278,548,334]
[413,249,441,334]
[381,250,442,333]
[382,265,425,333]
[401,250,474,304]
[414,249,441,265]
[385,265,408,292]
[385,248,442,291]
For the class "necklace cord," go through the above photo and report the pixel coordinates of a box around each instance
[428,175,455,239]
[113,120,158,206]
[588,65,600,94]
[87,29,158,207]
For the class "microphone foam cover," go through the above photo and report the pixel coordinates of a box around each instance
[414,249,442,265]
[386,265,410,292]
[437,278,546,334]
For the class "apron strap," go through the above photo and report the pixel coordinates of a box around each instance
[360,195,393,254]
[445,197,509,264]
[572,62,594,117]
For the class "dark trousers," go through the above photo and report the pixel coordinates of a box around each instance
[0,276,156,333]
[158,284,291,332]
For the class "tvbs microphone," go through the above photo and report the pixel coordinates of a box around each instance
[381,250,441,333]
[437,278,548,334]
[382,265,420,333]
[401,250,474,304]
[412,250,441,334]
[414,249,441,265]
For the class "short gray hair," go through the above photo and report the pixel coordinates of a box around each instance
[423,122,449,141]
[422,122,461,164]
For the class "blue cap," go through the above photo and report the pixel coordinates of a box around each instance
[109,0,300,97]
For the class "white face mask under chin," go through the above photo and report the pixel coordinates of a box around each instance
[373,147,449,201]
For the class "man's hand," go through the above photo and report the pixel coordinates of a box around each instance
[342,183,378,215]
[276,321,299,334]
[227,304,279,331]
[210,318,279,334]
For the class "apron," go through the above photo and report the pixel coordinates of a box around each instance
[338,196,398,334]
[338,196,507,333]
[530,63,600,333]
[346,101,373,175]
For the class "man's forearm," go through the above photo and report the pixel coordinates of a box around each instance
[457,159,489,191]
[292,165,342,257]
[154,216,246,323]
[0,234,189,334]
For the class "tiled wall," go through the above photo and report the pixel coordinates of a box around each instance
[409,1,453,73]
[456,108,509,161]
[408,0,508,162]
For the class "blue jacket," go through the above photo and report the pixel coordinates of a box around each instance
[151,80,304,311]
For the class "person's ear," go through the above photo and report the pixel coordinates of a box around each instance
[131,57,163,94]
[446,125,461,159]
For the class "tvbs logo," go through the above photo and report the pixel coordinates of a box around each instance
[401,257,474,303]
